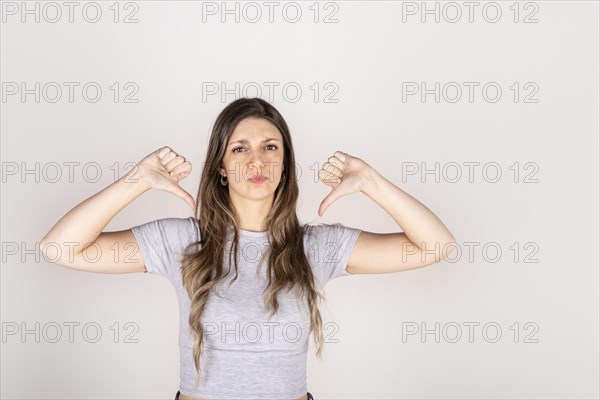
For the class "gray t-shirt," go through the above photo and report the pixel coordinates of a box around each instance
[131,216,361,399]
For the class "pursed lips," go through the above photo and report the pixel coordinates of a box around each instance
[247,175,268,183]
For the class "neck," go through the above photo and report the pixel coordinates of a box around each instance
[230,194,273,232]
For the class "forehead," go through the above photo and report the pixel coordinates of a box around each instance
[229,117,282,141]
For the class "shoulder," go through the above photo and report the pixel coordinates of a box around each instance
[302,222,361,240]
[129,217,200,278]
[301,222,363,284]
[301,221,362,258]
[131,216,200,246]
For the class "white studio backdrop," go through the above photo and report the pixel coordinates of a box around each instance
[1,1,598,399]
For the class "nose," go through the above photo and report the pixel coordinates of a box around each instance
[245,156,265,177]
[247,152,265,171]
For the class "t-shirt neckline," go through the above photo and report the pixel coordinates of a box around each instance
[226,223,269,238]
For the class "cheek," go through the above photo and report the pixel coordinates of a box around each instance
[222,155,238,167]
[270,154,284,167]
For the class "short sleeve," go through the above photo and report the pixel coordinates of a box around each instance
[130,216,200,281]
[304,223,362,287]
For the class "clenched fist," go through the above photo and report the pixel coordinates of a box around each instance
[134,146,195,210]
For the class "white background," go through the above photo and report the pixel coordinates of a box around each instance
[1,1,599,398]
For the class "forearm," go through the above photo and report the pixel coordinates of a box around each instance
[40,166,150,254]
[360,167,456,251]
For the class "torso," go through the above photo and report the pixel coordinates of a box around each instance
[173,221,310,400]
[179,394,308,400]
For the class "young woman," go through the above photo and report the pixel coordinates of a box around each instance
[41,97,456,400]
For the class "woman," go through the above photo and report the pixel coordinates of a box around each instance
[40,97,456,399]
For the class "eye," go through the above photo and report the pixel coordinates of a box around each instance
[232,144,278,153]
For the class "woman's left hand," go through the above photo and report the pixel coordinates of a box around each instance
[318,151,375,216]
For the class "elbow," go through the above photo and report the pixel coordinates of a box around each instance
[39,235,57,263]
[40,232,51,251]
[440,235,458,261]
[39,237,47,256]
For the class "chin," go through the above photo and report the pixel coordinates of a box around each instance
[232,186,275,200]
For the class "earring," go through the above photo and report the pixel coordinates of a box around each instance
[220,175,228,186]
[281,170,286,180]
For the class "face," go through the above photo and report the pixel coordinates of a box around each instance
[219,117,285,201]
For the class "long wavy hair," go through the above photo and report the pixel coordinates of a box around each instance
[181,97,328,387]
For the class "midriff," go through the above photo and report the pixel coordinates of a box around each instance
[179,393,308,400]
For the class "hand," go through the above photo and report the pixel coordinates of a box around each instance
[317,151,373,216]
[136,146,195,210]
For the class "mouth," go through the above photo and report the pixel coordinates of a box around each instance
[247,175,268,184]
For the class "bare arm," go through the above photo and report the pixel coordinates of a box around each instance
[39,146,194,273]
[318,151,456,274]
[347,166,457,274]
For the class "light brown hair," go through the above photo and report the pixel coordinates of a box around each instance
[181,97,329,387]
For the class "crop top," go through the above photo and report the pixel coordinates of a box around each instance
[131,216,362,399]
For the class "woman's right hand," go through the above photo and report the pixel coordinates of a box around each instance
[135,146,196,210]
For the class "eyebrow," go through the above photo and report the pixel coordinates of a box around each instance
[229,138,281,146]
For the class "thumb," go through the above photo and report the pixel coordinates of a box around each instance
[318,187,343,217]
[166,183,196,210]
